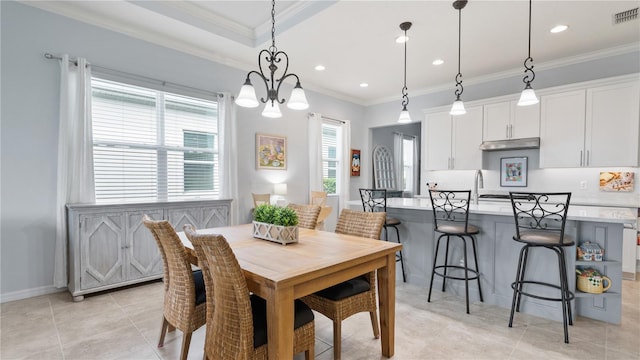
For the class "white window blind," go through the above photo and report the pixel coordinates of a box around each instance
[321,123,340,195]
[91,78,219,203]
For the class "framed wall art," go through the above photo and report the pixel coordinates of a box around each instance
[500,157,528,187]
[256,133,287,170]
[351,149,361,176]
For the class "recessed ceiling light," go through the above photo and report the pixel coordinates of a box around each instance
[395,35,409,43]
[550,25,568,33]
[360,83,369,88]
[315,65,325,71]
[432,59,444,66]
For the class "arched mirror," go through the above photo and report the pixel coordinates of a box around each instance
[373,145,396,190]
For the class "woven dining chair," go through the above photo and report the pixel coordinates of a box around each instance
[252,193,271,207]
[301,209,386,360]
[287,203,321,229]
[183,225,316,360]
[142,215,206,360]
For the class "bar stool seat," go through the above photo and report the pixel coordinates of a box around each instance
[508,192,575,344]
[428,190,483,314]
[359,188,406,283]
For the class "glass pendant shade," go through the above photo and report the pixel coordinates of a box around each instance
[398,108,411,123]
[235,81,259,108]
[262,101,282,118]
[517,85,539,106]
[450,99,466,115]
[286,83,309,110]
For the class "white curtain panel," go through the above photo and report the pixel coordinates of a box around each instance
[339,120,351,213]
[219,93,239,225]
[308,113,323,199]
[54,55,96,288]
[393,132,403,191]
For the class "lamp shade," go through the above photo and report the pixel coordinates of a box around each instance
[287,84,309,110]
[235,82,259,108]
[262,101,282,118]
[274,183,287,196]
[398,109,411,123]
[517,86,539,106]
[449,99,466,115]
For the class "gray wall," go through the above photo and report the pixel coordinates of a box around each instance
[0,1,366,299]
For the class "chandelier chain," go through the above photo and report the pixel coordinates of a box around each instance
[454,5,464,98]
[402,26,409,108]
[270,0,276,51]
[522,0,536,85]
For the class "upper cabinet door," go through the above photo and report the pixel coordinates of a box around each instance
[585,81,640,167]
[424,110,452,170]
[483,101,540,141]
[483,102,510,141]
[540,90,586,168]
[452,106,483,170]
[511,101,540,139]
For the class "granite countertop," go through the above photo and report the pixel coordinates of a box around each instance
[348,198,637,225]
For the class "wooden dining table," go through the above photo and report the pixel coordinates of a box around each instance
[178,223,402,360]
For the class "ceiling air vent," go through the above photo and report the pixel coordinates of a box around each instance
[613,7,638,24]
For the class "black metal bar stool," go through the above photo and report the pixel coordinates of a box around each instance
[508,192,575,344]
[359,188,406,282]
[428,190,483,314]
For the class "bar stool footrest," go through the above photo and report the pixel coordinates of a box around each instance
[511,280,575,302]
[433,265,480,281]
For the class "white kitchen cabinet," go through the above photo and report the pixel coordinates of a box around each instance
[585,81,640,167]
[540,80,640,168]
[67,199,231,300]
[483,101,539,141]
[424,106,483,170]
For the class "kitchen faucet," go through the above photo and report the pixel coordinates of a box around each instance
[473,169,483,204]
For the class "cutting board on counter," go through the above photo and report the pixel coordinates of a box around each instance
[599,172,634,192]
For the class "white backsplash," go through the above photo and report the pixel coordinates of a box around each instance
[421,149,639,207]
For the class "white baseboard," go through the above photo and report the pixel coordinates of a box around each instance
[1,285,67,304]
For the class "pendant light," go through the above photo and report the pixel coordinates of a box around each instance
[517,0,539,106]
[450,0,468,116]
[235,0,309,118]
[398,21,412,124]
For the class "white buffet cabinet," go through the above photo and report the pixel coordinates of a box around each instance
[67,199,231,301]
[349,198,637,324]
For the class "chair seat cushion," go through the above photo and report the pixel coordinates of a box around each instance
[515,231,575,246]
[314,275,370,301]
[251,295,314,348]
[385,217,401,226]
[435,223,479,235]
[192,270,206,305]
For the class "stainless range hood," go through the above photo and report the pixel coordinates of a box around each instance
[479,137,540,151]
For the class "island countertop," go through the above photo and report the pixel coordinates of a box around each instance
[348,197,637,224]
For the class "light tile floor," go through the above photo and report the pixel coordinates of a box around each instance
[1,276,638,360]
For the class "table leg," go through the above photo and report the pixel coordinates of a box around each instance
[377,253,396,358]
[266,285,295,360]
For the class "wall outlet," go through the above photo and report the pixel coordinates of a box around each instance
[580,180,588,190]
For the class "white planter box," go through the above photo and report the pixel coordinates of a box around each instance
[252,221,299,245]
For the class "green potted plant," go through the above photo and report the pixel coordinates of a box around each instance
[252,204,299,244]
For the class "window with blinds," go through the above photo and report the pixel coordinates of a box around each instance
[91,78,219,203]
[321,123,339,194]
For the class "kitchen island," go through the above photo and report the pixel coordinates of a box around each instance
[348,197,637,324]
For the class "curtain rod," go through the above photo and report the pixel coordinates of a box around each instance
[44,52,222,99]
[308,113,346,124]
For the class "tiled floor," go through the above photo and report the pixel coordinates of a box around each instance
[1,276,639,360]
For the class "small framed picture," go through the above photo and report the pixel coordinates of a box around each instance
[351,149,361,176]
[500,157,528,187]
[256,133,287,170]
